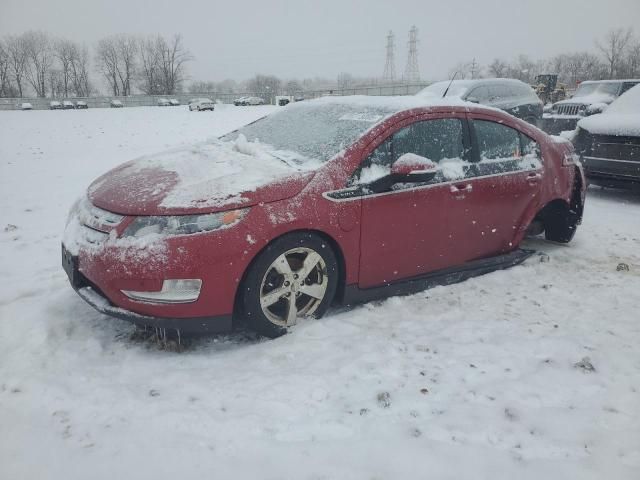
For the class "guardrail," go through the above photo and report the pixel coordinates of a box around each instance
[0,83,430,111]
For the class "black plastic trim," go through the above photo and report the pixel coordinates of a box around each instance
[341,249,535,305]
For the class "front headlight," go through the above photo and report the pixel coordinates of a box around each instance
[122,209,248,238]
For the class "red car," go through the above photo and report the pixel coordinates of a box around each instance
[63,97,586,338]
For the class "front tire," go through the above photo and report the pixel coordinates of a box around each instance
[239,232,338,338]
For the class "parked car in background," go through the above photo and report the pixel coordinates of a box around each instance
[189,98,215,111]
[542,79,640,135]
[49,101,62,110]
[234,96,250,106]
[169,99,180,106]
[234,96,265,106]
[417,78,543,124]
[19,102,33,110]
[157,98,170,106]
[573,84,640,189]
[245,96,265,105]
[110,100,123,108]
[62,100,75,110]
[62,96,585,339]
[75,101,88,109]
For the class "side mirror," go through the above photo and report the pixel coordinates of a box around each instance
[466,96,480,104]
[390,153,438,183]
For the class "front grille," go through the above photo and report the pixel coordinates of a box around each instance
[556,104,582,116]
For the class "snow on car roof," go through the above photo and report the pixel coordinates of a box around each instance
[579,79,640,84]
[292,94,471,113]
[578,84,640,136]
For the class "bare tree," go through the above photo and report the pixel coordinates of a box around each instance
[54,38,75,97]
[96,36,120,95]
[47,68,64,98]
[115,35,137,96]
[158,34,192,94]
[624,41,640,78]
[564,52,605,84]
[246,74,280,103]
[138,36,162,94]
[488,59,508,78]
[0,39,11,97]
[284,79,302,96]
[138,34,192,95]
[5,34,28,97]
[23,31,54,97]
[597,28,633,79]
[69,44,91,96]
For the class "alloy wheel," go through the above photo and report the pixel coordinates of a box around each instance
[259,247,328,326]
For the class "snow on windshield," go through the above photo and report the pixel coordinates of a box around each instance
[222,101,397,162]
[603,84,640,115]
[572,82,619,98]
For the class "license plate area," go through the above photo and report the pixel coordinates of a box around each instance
[62,244,82,289]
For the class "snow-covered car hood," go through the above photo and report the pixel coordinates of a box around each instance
[554,93,616,107]
[576,84,640,137]
[578,113,640,137]
[88,138,317,216]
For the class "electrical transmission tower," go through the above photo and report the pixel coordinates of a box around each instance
[382,30,396,83]
[404,25,420,83]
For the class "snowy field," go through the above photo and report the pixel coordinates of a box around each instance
[1,105,639,480]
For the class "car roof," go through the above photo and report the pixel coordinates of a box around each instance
[430,78,529,88]
[288,95,502,118]
[580,79,640,84]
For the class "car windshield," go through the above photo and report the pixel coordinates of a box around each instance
[573,82,619,97]
[221,102,395,162]
[604,84,640,115]
[418,81,472,98]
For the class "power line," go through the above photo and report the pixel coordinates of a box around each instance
[404,25,420,83]
[382,30,396,82]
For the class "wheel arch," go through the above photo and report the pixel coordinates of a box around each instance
[232,228,347,326]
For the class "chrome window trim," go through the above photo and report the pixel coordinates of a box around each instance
[322,166,543,203]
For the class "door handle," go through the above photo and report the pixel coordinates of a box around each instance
[450,183,473,195]
[527,172,542,183]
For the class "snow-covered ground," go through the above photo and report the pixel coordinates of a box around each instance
[1,105,639,480]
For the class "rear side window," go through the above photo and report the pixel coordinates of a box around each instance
[473,119,542,175]
[475,120,521,160]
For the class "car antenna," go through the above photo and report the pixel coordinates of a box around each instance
[442,72,459,98]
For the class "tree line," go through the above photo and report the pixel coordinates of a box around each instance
[0,31,192,98]
[451,27,640,87]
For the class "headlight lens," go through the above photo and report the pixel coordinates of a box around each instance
[123,209,248,238]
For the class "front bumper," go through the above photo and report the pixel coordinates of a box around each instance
[583,156,640,189]
[540,115,581,135]
[62,244,233,332]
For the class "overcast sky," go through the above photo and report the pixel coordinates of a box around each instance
[1,0,638,83]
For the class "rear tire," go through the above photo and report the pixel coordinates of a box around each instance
[239,232,338,338]
[544,209,577,243]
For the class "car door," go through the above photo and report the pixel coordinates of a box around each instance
[447,113,544,262]
[357,114,473,288]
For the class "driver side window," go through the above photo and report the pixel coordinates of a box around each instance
[354,118,467,185]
